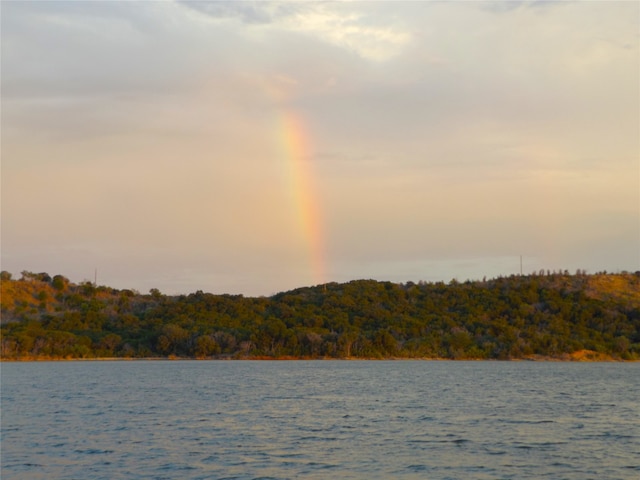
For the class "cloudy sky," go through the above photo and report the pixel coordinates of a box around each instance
[2,0,638,296]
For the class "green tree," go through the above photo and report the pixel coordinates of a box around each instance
[195,335,220,358]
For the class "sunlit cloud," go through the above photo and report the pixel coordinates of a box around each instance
[180,0,411,61]
[281,8,411,61]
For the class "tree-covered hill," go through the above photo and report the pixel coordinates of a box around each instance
[1,270,639,360]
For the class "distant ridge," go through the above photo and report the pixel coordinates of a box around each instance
[1,270,639,360]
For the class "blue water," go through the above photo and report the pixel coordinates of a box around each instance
[1,361,639,479]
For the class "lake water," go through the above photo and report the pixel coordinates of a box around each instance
[1,360,639,479]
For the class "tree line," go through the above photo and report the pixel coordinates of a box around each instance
[1,270,639,360]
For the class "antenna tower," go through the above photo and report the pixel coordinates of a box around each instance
[520,256,523,276]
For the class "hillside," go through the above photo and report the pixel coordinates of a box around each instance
[1,270,639,360]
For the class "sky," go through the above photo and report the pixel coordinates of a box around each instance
[2,0,639,296]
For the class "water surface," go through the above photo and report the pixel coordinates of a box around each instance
[2,361,639,479]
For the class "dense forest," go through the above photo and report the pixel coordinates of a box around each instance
[1,270,639,360]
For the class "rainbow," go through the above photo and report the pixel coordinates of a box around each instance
[277,110,326,286]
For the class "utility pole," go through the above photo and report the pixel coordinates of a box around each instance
[94,268,98,286]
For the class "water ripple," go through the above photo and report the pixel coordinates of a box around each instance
[2,361,639,480]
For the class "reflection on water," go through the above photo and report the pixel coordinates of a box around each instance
[2,361,639,479]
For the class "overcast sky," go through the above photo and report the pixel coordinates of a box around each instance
[2,0,638,296]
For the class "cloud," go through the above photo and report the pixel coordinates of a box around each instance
[179,0,411,61]
[281,7,411,61]
[479,0,561,14]
[178,0,299,25]
[3,1,299,104]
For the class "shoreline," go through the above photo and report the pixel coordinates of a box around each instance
[1,354,635,363]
